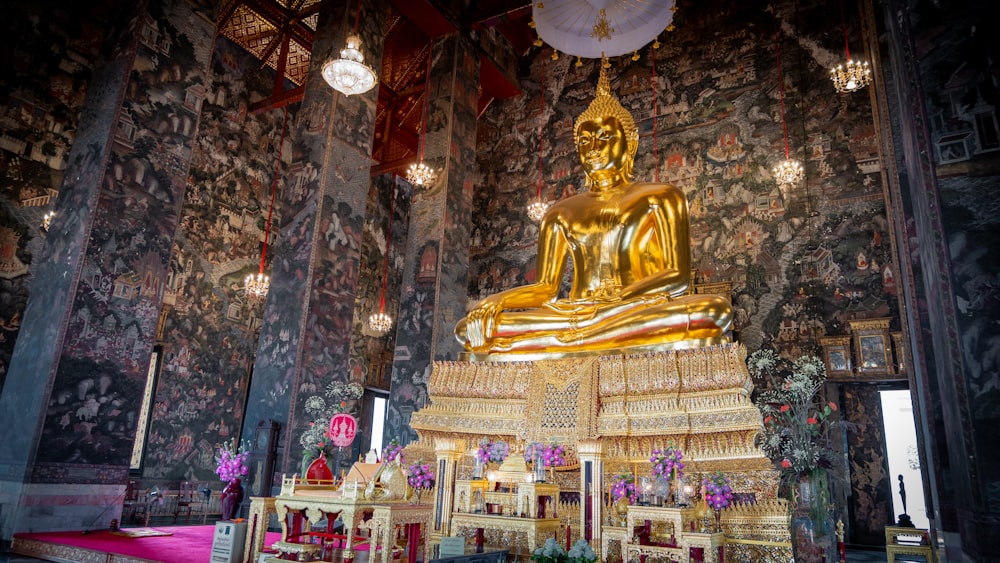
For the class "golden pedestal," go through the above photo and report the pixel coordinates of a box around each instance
[411,343,791,562]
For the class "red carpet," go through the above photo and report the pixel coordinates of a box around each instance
[13,524,282,563]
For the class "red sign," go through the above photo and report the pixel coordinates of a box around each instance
[328,413,358,448]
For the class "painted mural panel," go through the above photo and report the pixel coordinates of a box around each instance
[386,35,479,444]
[142,35,294,481]
[0,2,115,390]
[36,2,214,471]
[843,385,893,544]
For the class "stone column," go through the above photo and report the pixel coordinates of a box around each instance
[0,0,214,542]
[386,33,480,443]
[432,437,466,537]
[239,0,387,479]
[578,440,604,545]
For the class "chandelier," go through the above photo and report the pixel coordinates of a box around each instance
[41,210,55,232]
[771,16,803,186]
[406,40,438,187]
[368,185,397,335]
[830,0,871,94]
[527,54,550,222]
[406,161,436,187]
[773,159,804,185]
[322,0,377,96]
[245,107,289,301]
[244,272,270,300]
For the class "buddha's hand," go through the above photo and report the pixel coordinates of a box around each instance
[465,296,504,349]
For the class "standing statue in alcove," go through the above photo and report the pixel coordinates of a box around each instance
[896,473,914,527]
[455,59,731,357]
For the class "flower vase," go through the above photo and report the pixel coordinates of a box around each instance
[411,488,422,506]
[220,478,244,520]
[714,508,722,532]
[791,469,836,563]
[473,457,484,480]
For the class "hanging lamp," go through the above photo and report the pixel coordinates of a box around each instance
[41,211,55,232]
[245,107,289,300]
[771,18,804,186]
[829,0,871,93]
[406,40,437,187]
[527,54,551,222]
[368,185,396,334]
[322,0,377,96]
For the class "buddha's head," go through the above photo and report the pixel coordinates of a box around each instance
[574,59,639,187]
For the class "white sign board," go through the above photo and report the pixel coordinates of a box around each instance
[210,521,247,563]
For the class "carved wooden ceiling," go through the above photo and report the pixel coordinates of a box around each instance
[216,0,534,177]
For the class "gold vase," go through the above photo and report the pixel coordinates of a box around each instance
[614,496,630,526]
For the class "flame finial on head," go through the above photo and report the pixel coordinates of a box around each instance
[575,55,639,146]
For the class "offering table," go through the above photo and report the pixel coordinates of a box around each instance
[271,489,430,563]
[450,513,560,556]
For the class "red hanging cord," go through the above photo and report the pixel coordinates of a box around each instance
[378,186,395,313]
[419,40,433,163]
[352,0,362,35]
[839,0,851,60]
[650,46,659,183]
[774,16,790,160]
[537,55,545,199]
[261,106,289,274]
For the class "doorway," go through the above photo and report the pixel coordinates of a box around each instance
[879,389,929,529]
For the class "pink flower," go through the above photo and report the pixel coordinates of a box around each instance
[807,417,818,425]
[779,405,790,413]
[781,459,792,469]
[764,416,774,425]
[828,401,838,411]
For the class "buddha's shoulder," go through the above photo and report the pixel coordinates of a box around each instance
[627,182,685,201]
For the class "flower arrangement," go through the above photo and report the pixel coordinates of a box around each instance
[384,438,404,464]
[567,539,597,563]
[215,438,249,482]
[531,538,567,563]
[300,381,365,471]
[609,470,638,503]
[650,445,685,480]
[525,442,566,468]
[748,350,843,476]
[407,462,435,490]
[702,472,734,510]
[476,438,510,465]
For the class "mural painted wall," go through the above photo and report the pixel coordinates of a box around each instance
[35,1,215,472]
[240,0,387,479]
[385,35,479,446]
[349,174,410,394]
[0,2,116,390]
[143,35,295,482]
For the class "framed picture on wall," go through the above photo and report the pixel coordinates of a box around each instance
[820,336,853,381]
[848,318,895,378]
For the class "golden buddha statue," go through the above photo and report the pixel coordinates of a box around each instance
[456,61,731,357]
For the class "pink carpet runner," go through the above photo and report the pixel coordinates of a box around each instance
[14,524,282,562]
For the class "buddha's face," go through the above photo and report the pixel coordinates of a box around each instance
[576,116,631,183]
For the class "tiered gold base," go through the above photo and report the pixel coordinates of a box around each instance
[410,343,791,561]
